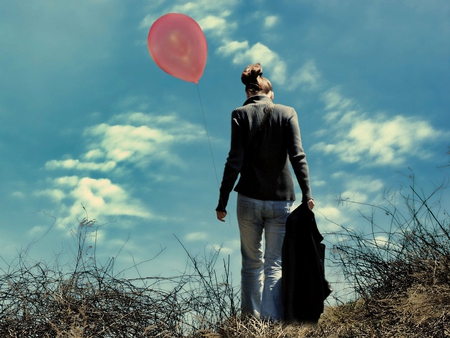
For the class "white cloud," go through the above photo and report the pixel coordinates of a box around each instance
[84,112,205,168]
[46,176,153,230]
[10,191,24,199]
[140,0,238,34]
[169,0,238,20]
[218,41,287,84]
[313,179,327,187]
[339,191,370,204]
[88,123,175,164]
[288,60,322,91]
[45,159,116,172]
[217,40,249,57]
[199,15,227,31]
[39,111,208,231]
[337,173,384,196]
[315,205,347,232]
[208,243,234,255]
[198,15,237,37]
[46,112,205,174]
[233,42,279,68]
[264,15,279,28]
[27,225,49,238]
[55,175,79,187]
[371,235,390,247]
[185,232,208,242]
[218,42,321,91]
[313,89,443,167]
[84,149,104,160]
[322,88,353,113]
[36,188,66,202]
[207,239,240,255]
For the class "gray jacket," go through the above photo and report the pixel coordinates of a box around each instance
[216,95,312,212]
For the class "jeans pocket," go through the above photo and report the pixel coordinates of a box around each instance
[271,203,292,224]
[237,199,257,222]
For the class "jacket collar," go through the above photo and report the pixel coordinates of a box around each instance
[243,95,273,106]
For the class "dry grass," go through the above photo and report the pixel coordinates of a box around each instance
[0,218,238,337]
[316,178,450,338]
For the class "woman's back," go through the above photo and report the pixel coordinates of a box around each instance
[232,95,308,202]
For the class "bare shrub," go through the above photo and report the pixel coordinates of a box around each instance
[0,216,238,337]
[325,175,450,337]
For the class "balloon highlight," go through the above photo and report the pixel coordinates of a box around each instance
[147,13,207,84]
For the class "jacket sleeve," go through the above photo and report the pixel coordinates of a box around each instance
[286,111,312,202]
[216,111,245,212]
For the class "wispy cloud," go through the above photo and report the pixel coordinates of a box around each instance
[39,111,206,230]
[185,232,208,242]
[140,0,238,32]
[35,176,153,231]
[287,60,322,91]
[216,40,324,91]
[332,172,384,203]
[46,159,117,172]
[315,205,347,232]
[217,41,287,84]
[207,239,240,255]
[46,112,205,172]
[264,15,279,29]
[313,88,444,167]
[198,15,237,37]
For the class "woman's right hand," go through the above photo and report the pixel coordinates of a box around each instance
[216,210,227,222]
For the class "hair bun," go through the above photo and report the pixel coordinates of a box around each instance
[241,63,263,85]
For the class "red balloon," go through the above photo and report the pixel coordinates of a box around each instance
[147,13,207,84]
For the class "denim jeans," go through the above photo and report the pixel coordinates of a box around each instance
[237,194,294,321]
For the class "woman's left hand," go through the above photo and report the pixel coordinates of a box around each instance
[307,199,315,210]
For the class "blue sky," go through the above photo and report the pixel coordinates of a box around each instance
[1,1,449,300]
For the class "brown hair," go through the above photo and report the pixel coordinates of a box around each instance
[241,63,273,95]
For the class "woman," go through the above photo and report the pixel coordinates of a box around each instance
[215,63,315,320]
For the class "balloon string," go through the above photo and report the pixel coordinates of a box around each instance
[195,84,231,226]
[196,83,220,188]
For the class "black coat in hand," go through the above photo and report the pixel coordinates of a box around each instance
[282,203,332,323]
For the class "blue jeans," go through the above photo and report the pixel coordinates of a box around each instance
[237,194,294,321]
